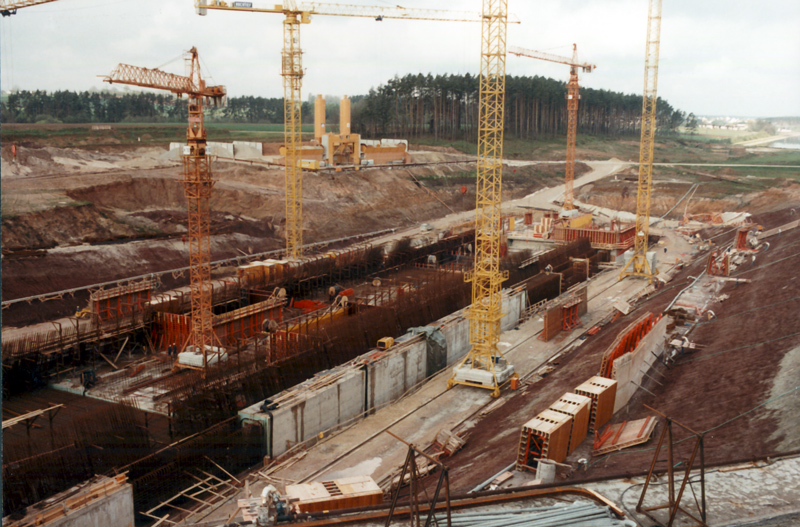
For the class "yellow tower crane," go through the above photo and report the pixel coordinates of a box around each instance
[508,44,595,211]
[620,0,663,283]
[447,0,515,398]
[195,0,501,260]
[104,48,226,374]
[1,0,58,16]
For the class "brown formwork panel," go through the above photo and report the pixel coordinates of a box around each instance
[542,304,563,341]
[520,410,572,464]
[549,392,591,455]
[577,285,589,316]
[575,376,618,433]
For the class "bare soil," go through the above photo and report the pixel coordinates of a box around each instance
[433,207,800,494]
[577,165,800,218]
[1,144,563,325]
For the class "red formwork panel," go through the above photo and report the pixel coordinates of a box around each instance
[575,376,618,433]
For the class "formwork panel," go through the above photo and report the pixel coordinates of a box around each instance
[541,304,562,342]
[575,376,617,433]
[549,392,591,455]
[516,409,572,470]
[286,476,383,513]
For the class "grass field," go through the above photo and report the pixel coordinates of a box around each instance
[3,124,799,170]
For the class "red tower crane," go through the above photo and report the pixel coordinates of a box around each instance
[509,44,595,210]
[103,48,226,374]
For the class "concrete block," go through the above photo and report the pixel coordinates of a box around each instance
[233,141,264,159]
[207,141,235,157]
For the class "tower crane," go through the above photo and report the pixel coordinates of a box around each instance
[620,0,663,283]
[104,47,226,374]
[508,44,595,211]
[195,1,505,260]
[1,0,58,16]
[447,0,516,398]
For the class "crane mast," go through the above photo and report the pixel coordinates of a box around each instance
[508,44,595,211]
[447,0,515,398]
[196,0,491,260]
[620,0,663,282]
[104,48,226,373]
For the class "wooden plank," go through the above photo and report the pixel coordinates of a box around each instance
[2,404,64,430]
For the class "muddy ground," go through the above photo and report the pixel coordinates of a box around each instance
[429,207,800,494]
[577,164,800,218]
[1,144,573,325]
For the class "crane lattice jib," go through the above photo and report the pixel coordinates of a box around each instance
[620,0,662,282]
[103,48,223,373]
[448,0,509,396]
[507,46,595,72]
[508,44,595,211]
[196,1,501,261]
[283,14,304,259]
[0,0,58,15]
[196,0,520,23]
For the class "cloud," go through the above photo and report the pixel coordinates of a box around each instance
[1,0,798,116]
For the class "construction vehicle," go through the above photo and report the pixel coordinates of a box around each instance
[448,0,517,398]
[75,307,92,319]
[619,0,663,283]
[509,44,595,211]
[195,1,497,259]
[103,48,226,374]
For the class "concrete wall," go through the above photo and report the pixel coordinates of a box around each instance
[207,141,235,157]
[366,335,427,410]
[50,484,134,527]
[269,366,365,458]
[239,289,527,458]
[233,141,264,159]
[612,316,670,412]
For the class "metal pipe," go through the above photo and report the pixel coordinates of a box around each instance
[665,269,706,312]
[451,507,610,527]
[468,462,515,493]
[449,504,601,524]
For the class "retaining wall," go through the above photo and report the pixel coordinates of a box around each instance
[46,484,134,527]
[611,316,670,412]
[233,141,264,159]
[239,288,527,459]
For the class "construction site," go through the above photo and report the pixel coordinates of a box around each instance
[2,1,800,527]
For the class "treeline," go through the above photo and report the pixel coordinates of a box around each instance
[0,90,345,125]
[0,90,190,124]
[1,75,685,140]
[352,73,685,139]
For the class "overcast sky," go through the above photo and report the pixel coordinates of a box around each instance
[1,0,798,117]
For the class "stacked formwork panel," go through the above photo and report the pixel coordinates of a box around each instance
[516,409,572,471]
[153,298,284,351]
[91,278,156,322]
[548,392,591,455]
[575,376,617,433]
[552,224,636,251]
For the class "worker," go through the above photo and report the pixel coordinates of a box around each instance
[11,143,17,162]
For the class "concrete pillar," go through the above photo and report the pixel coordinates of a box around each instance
[340,95,351,136]
[314,94,326,142]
